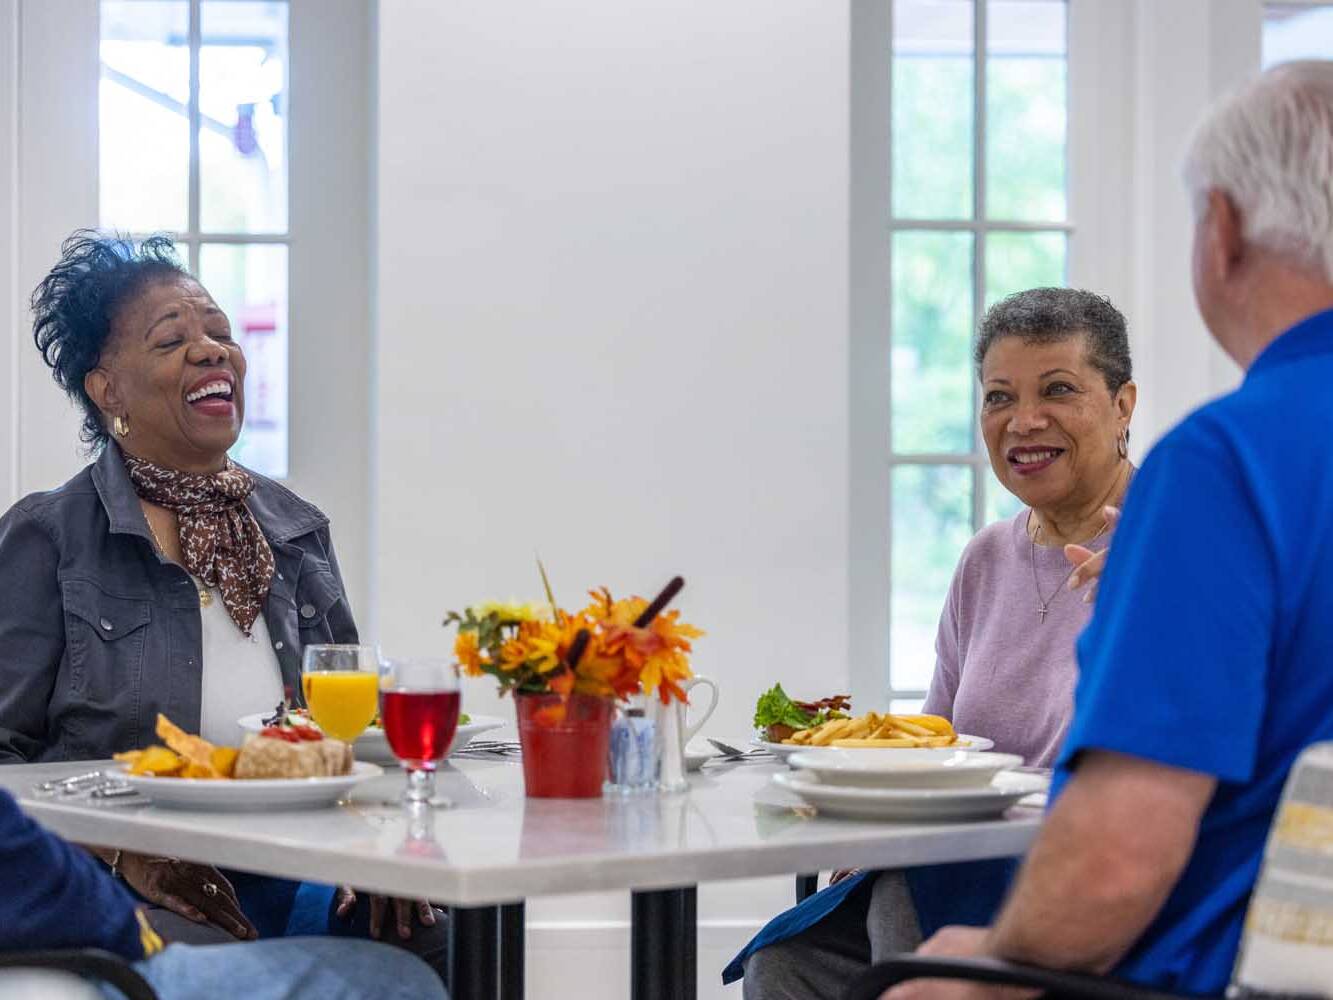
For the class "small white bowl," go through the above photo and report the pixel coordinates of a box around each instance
[787,748,1023,789]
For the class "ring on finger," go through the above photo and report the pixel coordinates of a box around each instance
[202,882,220,898]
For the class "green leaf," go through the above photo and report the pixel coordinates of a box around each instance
[752,683,813,731]
[536,556,559,613]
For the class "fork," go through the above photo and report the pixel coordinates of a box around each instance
[707,738,771,759]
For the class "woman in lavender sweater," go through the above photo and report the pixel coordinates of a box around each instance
[733,288,1138,1000]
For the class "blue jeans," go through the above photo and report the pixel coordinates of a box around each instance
[101,937,447,1000]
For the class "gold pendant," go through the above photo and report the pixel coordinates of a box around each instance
[199,589,213,608]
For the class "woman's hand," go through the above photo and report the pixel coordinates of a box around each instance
[830,868,860,885]
[1064,506,1121,603]
[335,887,438,940]
[115,852,257,941]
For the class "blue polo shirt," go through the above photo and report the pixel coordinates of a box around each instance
[1052,308,1333,993]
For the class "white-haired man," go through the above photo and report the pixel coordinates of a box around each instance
[885,60,1333,999]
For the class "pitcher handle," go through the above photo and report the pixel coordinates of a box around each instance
[682,676,719,746]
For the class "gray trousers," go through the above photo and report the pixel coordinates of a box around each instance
[742,870,923,1000]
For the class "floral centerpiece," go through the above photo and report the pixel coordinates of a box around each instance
[444,578,702,797]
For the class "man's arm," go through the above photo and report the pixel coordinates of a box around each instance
[0,790,148,959]
[886,752,1215,1000]
[989,751,1215,972]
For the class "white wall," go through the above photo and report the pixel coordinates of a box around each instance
[11,0,99,500]
[373,0,851,736]
[374,2,850,994]
[1068,0,1253,457]
[0,1,16,506]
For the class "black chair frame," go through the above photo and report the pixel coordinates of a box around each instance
[844,955,1232,1000]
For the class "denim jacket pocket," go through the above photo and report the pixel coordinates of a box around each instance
[61,578,152,697]
[294,570,344,636]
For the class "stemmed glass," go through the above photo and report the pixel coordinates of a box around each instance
[301,644,380,744]
[379,657,462,806]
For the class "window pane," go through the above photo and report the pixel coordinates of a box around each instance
[984,477,1026,524]
[199,2,288,233]
[198,243,288,477]
[893,0,974,219]
[891,464,973,692]
[1263,5,1333,67]
[100,1,189,232]
[892,231,975,453]
[986,0,1067,221]
[984,230,1066,308]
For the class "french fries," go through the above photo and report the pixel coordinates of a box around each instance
[113,715,241,779]
[783,711,962,749]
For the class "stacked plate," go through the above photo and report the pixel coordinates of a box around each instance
[772,748,1047,821]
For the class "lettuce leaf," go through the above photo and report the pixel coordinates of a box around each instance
[753,683,814,731]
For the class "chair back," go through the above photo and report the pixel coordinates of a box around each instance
[1233,741,1333,997]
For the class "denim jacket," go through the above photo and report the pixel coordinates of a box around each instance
[0,441,358,763]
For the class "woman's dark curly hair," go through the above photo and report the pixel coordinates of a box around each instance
[32,230,190,447]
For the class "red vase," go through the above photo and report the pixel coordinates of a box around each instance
[516,692,613,798]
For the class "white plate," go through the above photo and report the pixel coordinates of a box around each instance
[788,749,1023,789]
[771,769,1047,822]
[120,761,383,811]
[753,733,995,761]
[237,714,507,766]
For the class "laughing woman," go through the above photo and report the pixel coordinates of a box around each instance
[0,232,444,972]
[730,287,1138,1000]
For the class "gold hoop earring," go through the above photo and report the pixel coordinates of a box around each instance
[113,415,129,438]
[1117,431,1128,460]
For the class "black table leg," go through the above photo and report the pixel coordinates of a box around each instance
[631,886,697,1000]
[449,904,499,999]
[796,873,819,902]
[500,902,525,1000]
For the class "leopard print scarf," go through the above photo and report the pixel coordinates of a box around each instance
[123,454,276,636]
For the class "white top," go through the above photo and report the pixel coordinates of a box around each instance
[7,756,1041,905]
[195,577,285,747]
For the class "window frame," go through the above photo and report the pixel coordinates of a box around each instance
[884,0,1073,704]
[102,0,292,477]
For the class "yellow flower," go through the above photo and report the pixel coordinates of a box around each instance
[454,630,485,676]
[471,600,551,624]
[499,638,529,673]
[524,622,564,675]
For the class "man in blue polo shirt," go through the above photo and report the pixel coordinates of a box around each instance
[886,61,1333,998]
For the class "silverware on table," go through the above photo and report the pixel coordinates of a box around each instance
[706,737,772,759]
[31,770,144,804]
[33,770,111,796]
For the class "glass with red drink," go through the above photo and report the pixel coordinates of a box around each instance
[379,657,461,806]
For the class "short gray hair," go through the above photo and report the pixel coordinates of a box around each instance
[975,287,1132,394]
[1183,60,1333,281]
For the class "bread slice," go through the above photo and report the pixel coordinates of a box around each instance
[233,733,354,779]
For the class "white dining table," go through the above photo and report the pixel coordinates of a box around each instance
[1,755,1043,1000]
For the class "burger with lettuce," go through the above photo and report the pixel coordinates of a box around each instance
[753,683,852,743]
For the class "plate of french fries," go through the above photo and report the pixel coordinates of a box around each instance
[753,711,993,760]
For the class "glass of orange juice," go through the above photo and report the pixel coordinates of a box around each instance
[301,644,380,744]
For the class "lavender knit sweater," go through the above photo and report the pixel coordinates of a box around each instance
[923,510,1113,767]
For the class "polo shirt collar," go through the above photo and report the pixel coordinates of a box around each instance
[1248,307,1333,378]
